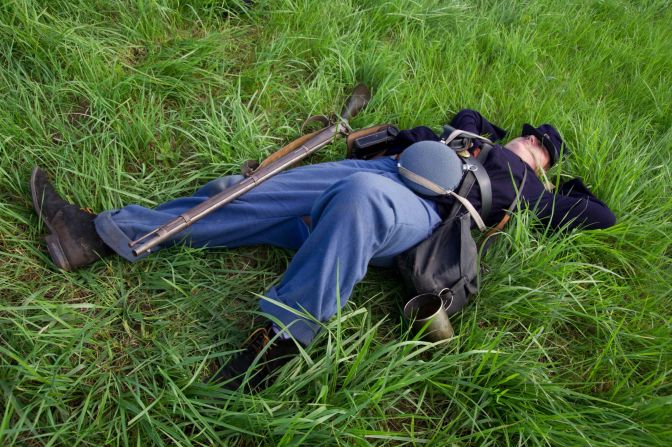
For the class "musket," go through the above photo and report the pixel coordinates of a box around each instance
[128,84,371,256]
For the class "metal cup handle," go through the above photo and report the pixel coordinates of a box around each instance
[437,288,454,313]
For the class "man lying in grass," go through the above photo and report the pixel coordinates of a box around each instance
[30,109,615,392]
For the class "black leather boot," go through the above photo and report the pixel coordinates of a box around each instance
[210,324,300,392]
[31,166,113,271]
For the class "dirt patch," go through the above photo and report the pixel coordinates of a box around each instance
[127,45,148,66]
[68,98,91,128]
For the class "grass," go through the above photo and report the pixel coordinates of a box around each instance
[1,0,671,445]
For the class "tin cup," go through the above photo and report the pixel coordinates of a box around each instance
[403,290,454,342]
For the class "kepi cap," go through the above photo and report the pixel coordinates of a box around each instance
[521,123,565,167]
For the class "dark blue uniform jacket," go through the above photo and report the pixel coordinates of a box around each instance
[388,110,616,230]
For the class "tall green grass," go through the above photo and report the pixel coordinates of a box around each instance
[1,0,671,445]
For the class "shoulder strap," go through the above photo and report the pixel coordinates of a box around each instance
[446,142,493,222]
[464,155,492,221]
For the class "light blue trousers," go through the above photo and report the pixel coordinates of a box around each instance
[95,157,442,345]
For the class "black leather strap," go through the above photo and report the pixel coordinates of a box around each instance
[447,143,493,223]
[466,156,492,222]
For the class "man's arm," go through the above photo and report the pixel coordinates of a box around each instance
[449,109,508,142]
[383,109,507,156]
[536,178,616,230]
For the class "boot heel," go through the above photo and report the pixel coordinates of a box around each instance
[44,233,72,271]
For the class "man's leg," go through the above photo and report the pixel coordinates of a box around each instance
[216,163,441,391]
[33,160,385,270]
[34,158,413,270]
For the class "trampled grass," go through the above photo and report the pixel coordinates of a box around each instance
[1,0,671,445]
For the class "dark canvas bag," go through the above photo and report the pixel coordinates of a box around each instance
[396,212,478,315]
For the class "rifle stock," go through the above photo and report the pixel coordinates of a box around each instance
[129,84,371,256]
[340,84,371,121]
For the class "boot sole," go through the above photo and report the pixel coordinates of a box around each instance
[44,233,73,271]
[30,166,56,234]
[32,167,71,271]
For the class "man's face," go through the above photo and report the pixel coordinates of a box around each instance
[526,134,551,170]
[505,135,551,171]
